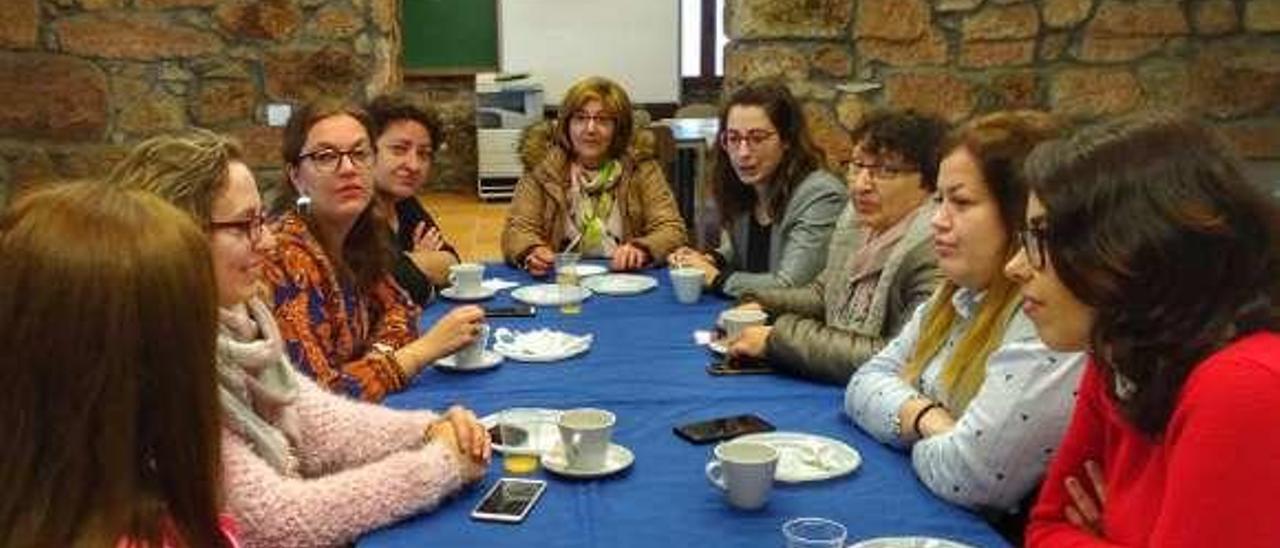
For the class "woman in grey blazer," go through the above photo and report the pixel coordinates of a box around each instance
[726,110,949,384]
[668,80,845,297]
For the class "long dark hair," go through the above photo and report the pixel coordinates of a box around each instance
[278,97,393,294]
[1025,111,1280,437]
[0,182,225,547]
[710,79,824,229]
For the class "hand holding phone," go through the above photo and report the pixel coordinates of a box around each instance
[673,413,776,444]
[471,478,547,523]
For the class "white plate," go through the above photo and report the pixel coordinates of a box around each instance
[479,408,562,455]
[440,285,497,301]
[569,264,608,277]
[848,537,976,548]
[492,327,593,363]
[580,273,658,296]
[433,350,503,372]
[510,284,593,306]
[731,432,861,483]
[541,442,635,478]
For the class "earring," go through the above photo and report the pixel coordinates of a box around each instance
[295,193,311,214]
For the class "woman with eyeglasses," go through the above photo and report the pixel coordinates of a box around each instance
[366,92,460,307]
[264,98,487,402]
[1008,113,1280,547]
[844,111,1086,538]
[667,79,845,297]
[1,181,237,547]
[502,76,688,274]
[111,129,490,547]
[722,109,948,385]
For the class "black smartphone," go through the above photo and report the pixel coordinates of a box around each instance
[673,413,776,444]
[470,478,547,523]
[706,356,773,376]
[483,304,536,317]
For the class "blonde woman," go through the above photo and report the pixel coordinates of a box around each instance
[502,75,688,274]
[843,112,1085,529]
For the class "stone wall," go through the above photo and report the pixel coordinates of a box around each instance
[725,0,1280,164]
[0,0,402,203]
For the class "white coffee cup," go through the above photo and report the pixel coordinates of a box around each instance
[669,267,704,304]
[705,441,779,510]
[448,262,485,296]
[557,408,615,471]
[453,324,490,368]
[720,308,768,339]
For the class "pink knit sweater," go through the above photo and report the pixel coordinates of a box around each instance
[221,376,467,548]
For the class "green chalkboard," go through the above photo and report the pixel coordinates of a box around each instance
[401,0,499,74]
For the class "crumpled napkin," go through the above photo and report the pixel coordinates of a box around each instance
[482,278,520,291]
[492,327,593,361]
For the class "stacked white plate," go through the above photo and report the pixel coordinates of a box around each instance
[492,327,593,362]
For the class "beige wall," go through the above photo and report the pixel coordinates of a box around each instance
[725,0,1280,164]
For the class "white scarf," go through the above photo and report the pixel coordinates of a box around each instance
[217,297,302,475]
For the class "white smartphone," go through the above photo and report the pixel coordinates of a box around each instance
[470,478,547,523]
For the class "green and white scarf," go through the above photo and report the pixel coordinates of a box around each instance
[567,159,623,257]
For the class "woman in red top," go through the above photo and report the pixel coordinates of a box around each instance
[1005,112,1280,546]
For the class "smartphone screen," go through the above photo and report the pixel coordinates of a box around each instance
[706,356,773,376]
[483,305,536,318]
[471,478,547,523]
[673,414,775,444]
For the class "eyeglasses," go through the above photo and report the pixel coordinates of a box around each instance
[298,146,373,173]
[569,112,617,128]
[209,212,267,242]
[719,130,778,151]
[844,159,919,181]
[1015,225,1049,270]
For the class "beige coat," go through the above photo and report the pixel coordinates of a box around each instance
[501,145,688,266]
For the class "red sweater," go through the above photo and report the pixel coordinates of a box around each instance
[1027,331,1280,547]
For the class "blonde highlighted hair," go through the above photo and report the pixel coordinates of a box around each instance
[900,111,1063,413]
[107,128,244,226]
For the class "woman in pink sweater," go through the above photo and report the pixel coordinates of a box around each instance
[112,129,492,548]
[1004,112,1280,546]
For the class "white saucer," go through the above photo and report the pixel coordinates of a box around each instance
[510,284,592,306]
[433,350,503,371]
[731,432,861,483]
[580,273,658,296]
[440,285,497,301]
[569,264,608,277]
[848,537,976,548]
[541,443,634,478]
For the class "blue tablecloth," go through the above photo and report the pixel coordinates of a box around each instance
[359,263,1008,548]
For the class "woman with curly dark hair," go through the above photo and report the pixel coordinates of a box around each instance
[1007,112,1280,546]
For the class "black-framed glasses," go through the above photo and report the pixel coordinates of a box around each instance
[569,112,617,128]
[719,130,778,151]
[844,159,919,181]
[209,212,267,242]
[1015,226,1049,270]
[298,146,373,172]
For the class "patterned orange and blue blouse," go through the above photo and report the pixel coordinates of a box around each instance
[262,211,420,402]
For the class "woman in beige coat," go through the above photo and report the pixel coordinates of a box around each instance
[501,76,687,275]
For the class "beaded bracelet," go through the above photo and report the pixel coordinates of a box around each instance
[912,402,944,438]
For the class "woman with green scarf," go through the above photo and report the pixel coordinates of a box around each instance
[502,76,688,275]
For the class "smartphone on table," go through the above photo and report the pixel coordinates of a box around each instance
[483,304,536,318]
[706,355,773,376]
[673,413,776,444]
[470,478,547,523]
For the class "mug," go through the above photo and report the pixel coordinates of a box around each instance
[669,267,704,304]
[705,441,778,510]
[448,263,485,296]
[720,308,768,340]
[557,408,615,471]
[453,324,491,368]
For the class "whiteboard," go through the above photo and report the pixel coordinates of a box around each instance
[498,0,680,105]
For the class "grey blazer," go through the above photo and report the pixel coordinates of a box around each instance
[744,203,942,385]
[714,170,846,297]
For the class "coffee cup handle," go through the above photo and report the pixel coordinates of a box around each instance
[705,460,727,490]
[565,432,582,461]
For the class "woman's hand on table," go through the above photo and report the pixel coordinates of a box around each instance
[427,419,488,484]
[728,325,771,358]
[433,405,492,463]
[412,305,485,366]
[610,242,649,271]
[1064,460,1106,537]
[667,247,718,287]
[523,245,555,276]
[896,397,957,442]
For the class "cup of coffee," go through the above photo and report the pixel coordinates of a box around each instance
[669,267,704,304]
[720,308,768,340]
[705,441,779,510]
[448,262,485,296]
[781,517,847,548]
[557,408,615,470]
[453,324,490,368]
